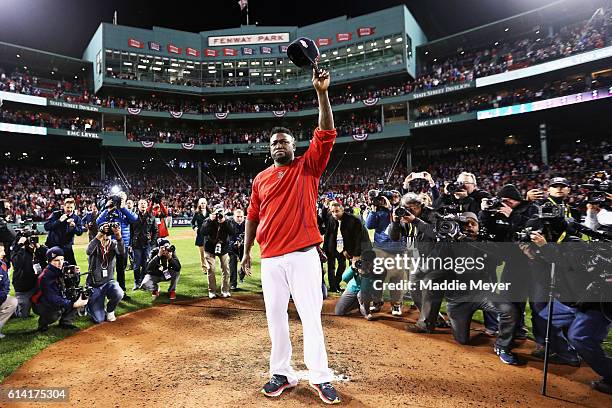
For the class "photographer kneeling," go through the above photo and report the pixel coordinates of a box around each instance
[85,223,125,323]
[141,238,181,300]
[31,247,89,332]
[11,235,47,317]
[444,212,522,365]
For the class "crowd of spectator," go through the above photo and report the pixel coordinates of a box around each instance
[413,71,612,120]
[1,136,608,224]
[126,116,382,145]
[0,109,100,132]
[1,8,607,120]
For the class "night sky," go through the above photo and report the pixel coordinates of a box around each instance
[0,0,561,58]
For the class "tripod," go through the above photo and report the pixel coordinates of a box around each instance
[541,262,556,396]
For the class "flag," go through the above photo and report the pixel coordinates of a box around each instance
[242,47,254,55]
[261,46,272,54]
[223,48,237,56]
[186,47,200,57]
[238,0,248,11]
[149,41,161,51]
[167,44,182,54]
[357,27,375,37]
[336,33,352,42]
[316,38,332,46]
[205,49,218,57]
[128,38,144,49]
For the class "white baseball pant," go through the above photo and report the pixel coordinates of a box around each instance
[261,246,333,385]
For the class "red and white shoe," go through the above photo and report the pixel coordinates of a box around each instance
[169,291,176,300]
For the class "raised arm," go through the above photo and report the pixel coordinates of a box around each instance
[313,69,333,130]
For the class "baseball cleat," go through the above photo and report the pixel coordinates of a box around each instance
[494,346,522,365]
[391,304,402,316]
[309,382,341,404]
[261,374,296,397]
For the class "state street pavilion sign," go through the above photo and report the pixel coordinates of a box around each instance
[208,33,290,47]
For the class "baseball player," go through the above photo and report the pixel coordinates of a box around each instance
[242,68,340,404]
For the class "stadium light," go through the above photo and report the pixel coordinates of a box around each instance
[424,51,428,55]
[81,67,85,71]
[357,45,363,50]
[494,41,499,46]
[110,185,121,194]
[504,27,509,32]
[16,54,20,58]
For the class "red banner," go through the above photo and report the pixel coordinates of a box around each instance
[128,38,144,49]
[316,38,332,46]
[204,49,218,57]
[336,33,352,42]
[223,48,237,56]
[167,44,182,54]
[357,27,376,37]
[186,47,200,57]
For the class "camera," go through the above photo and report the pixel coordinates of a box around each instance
[100,222,120,236]
[151,191,163,205]
[394,207,410,218]
[408,178,431,193]
[580,172,611,205]
[446,181,466,194]
[234,232,245,248]
[214,209,224,221]
[106,194,122,209]
[536,201,564,219]
[515,226,542,242]
[61,264,93,302]
[435,214,469,241]
[482,197,504,212]
[367,189,394,206]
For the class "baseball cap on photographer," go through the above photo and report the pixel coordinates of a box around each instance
[497,184,523,202]
[549,177,570,187]
[46,246,64,262]
[461,212,479,222]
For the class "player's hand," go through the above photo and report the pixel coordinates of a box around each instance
[312,69,330,93]
[18,236,27,245]
[240,253,252,276]
[59,214,68,222]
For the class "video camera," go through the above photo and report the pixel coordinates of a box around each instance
[61,264,93,302]
[580,171,611,205]
[234,232,245,248]
[14,222,41,246]
[214,208,224,221]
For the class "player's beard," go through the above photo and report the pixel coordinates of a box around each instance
[273,151,292,165]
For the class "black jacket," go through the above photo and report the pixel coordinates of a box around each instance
[201,219,235,255]
[478,201,538,242]
[434,194,475,214]
[228,218,245,255]
[191,211,209,246]
[467,189,492,214]
[323,213,372,258]
[130,210,158,249]
[10,246,37,292]
[146,253,181,278]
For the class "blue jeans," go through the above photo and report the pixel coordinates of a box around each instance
[540,300,612,381]
[86,281,124,324]
[133,246,150,287]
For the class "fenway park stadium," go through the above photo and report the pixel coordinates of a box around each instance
[0,0,611,406]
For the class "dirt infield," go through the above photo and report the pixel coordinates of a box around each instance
[2,295,610,407]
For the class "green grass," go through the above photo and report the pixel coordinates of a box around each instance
[1,228,610,383]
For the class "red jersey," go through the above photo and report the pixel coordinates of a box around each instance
[247,128,336,258]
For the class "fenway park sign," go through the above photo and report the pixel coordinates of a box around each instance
[208,33,290,46]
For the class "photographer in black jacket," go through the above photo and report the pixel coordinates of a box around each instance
[387,193,446,333]
[228,209,245,290]
[325,201,373,289]
[191,197,211,276]
[43,197,83,266]
[11,235,47,317]
[141,238,181,300]
[479,184,538,339]
[130,199,157,291]
[202,207,235,298]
